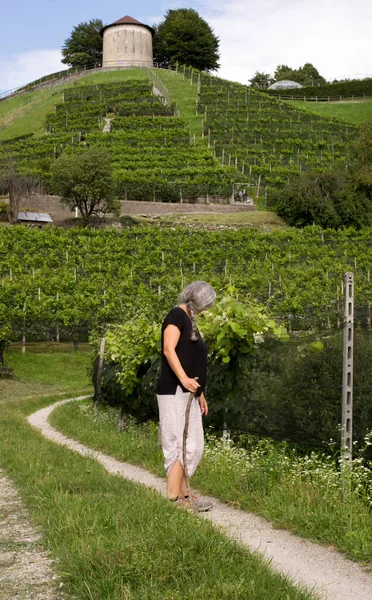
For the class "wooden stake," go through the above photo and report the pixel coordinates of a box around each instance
[256,174,261,199]
[183,387,197,505]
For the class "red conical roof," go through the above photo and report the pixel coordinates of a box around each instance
[112,15,143,26]
[101,15,155,36]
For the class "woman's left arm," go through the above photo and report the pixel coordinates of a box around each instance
[199,393,208,416]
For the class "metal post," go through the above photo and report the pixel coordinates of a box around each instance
[341,272,354,462]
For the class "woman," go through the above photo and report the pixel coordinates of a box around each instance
[156,281,216,511]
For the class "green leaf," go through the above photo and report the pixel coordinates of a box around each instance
[310,340,324,353]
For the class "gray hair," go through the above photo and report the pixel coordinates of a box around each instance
[178,281,216,341]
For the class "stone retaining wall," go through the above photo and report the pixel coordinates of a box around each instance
[17,194,256,220]
[119,200,256,215]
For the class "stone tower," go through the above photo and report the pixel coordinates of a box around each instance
[100,15,154,68]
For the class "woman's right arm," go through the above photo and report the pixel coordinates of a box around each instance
[163,324,200,394]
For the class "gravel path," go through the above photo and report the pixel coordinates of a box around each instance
[28,397,372,600]
[0,470,62,600]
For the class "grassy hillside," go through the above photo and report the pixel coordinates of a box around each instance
[0,66,364,205]
[288,99,372,125]
[171,69,359,195]
[0,69,239,201]
[0,69,149,141]
[150,68,203,138]
[0,89,60,140]
[152,210,287,230]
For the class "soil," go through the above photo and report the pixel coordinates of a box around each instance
[0,470,63,600]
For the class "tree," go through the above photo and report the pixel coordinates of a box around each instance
[274,64,296,82]
[154,9,220,72]
[354,122,372,191]
[274,63,326,86]
[297,63,326,86]
[51,149,118,226]
[199,292,287,429]
[0,159,34,224]
[62,19,104,69]
[269,170,372,229]
[248,71,274,89]
[0,321,11,366]
[152,25,170,68]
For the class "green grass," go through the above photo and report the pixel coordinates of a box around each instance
[156,210,287,231]
[69,68,149,86]
[0,349,317,600]
[288,99,372,125]
[153,69,203,138]
[0,91,40,118]
[51,401,372,565]
[0,345,92,405]
[0,89,61,140]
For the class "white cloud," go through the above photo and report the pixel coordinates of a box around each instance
[194,0,372,83]
[0,50,66,93]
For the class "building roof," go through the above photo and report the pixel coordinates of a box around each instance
[17,211,53,223]
[101,15,155,37]
[113,16,143,26]
[268,80,303,90]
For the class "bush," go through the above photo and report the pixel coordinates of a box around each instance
[269,171,372,228]
[93,358,160,423]
[237,330,372,447]
[267,78,372,99]
[92,318,160,422]
[0,201,8,222]
[93,314,372,448]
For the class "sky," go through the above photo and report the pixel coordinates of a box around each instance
[1,0,371,93]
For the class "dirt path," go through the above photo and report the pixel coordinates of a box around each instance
[0,470,62,600]
[28,397,372,600]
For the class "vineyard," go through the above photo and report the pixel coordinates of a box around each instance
[187,69,359,192]
[0,66,363,206]
[1,225,372,343]
[2,50,372,600]
[0,75,240,201]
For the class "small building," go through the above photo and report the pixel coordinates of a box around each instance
[17,211,53,227]
[268,80,303,90]
[100,15,155,69]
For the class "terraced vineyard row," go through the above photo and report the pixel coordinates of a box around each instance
[190,69,359,191]
[45,82,176,132]
[1,68,360,203]
[0,77,241,201]
[1,226,372,340]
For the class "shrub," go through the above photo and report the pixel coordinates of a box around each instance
[92,318,161,423]
[0,201,8,221]
[269,171,372,229]
[92,304,372,448]
[238,331,372,448]
[267,78,372,99]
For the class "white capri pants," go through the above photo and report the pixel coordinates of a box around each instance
[156,385,204,477]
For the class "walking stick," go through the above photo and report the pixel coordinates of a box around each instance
[182,378,198,508]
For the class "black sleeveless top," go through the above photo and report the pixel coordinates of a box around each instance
[156,307,207,397]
